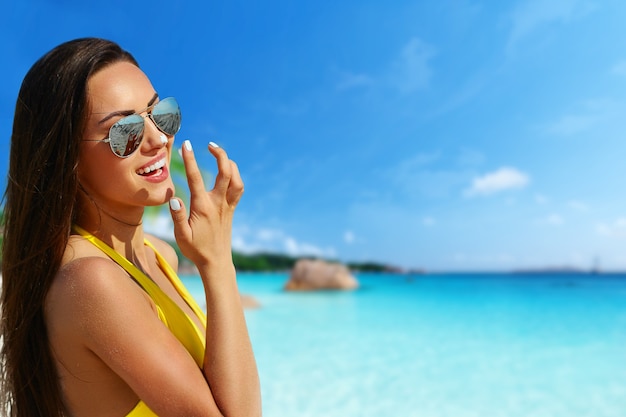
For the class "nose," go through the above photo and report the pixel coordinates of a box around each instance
[141,115,171,152]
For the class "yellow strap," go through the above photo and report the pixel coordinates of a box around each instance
[72,225,206,367]
[144,239,207,328]
[126,399,158,417]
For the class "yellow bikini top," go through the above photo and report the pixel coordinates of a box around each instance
[72,225,207,417]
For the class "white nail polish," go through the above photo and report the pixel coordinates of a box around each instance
[169,198,181,211]
[160,134,168,145]
[184,140,192,151]
[209,141,220,148]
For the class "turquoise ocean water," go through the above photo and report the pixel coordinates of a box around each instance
[181,272,626,417]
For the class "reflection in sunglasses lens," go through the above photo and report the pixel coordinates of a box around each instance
[111,117,143,156]
[108,98,181,157]
[153,112,181,135]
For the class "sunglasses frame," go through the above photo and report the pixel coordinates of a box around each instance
[83,97,181,158]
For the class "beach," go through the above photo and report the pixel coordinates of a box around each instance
[182,272,626,417]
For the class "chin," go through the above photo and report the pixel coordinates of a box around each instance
[145,182,176,207]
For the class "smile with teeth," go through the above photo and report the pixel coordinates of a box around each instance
[137,158,166,175]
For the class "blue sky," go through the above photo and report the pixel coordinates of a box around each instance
[3,0,626,271]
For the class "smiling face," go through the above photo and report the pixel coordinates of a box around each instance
[78,61,176,218]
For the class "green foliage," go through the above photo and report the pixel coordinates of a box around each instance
[346,262,392,272]
[231,252,298,271]
[163,236,395,272]
[230,251,396,272]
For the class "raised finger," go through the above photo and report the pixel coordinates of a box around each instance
[226,160,244,206]
[180,140,207,197]
[208,142,233,196]
[168,197,192,246]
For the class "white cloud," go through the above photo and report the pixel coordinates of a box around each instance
[143,212,174,240]
[596,218,626,238]
[232,225,336,258]
[256,228,285,242]
[464,167,530,197]
[506,0,595,56]
[232,234,256,254]
[389,37,436,93]
[284,237,336,258]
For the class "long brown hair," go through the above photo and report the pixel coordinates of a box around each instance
[1,38,138,417]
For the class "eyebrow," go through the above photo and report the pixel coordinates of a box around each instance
[97,93,159,124]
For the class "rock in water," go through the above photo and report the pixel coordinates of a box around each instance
[285,259,359,291]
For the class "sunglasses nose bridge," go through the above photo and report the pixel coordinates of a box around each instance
[141,115,170,150]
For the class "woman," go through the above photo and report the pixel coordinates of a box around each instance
[1,38,261,416]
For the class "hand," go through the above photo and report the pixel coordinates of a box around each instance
[169,140,244,269]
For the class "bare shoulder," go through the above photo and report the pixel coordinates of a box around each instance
[52,255,134,295]
[47,256,155,330]
[61,234,108,265]
[49,235,148,317]
[145,233,179,270]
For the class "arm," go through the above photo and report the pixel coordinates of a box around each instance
[169,140,262,417]
[48,257,224,416]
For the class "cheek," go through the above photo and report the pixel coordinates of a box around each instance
[78,164,113,197]
[77,153,128,197]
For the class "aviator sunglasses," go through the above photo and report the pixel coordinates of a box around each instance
[83,97,181,158]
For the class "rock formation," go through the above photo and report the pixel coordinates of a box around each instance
[284,259,359,291]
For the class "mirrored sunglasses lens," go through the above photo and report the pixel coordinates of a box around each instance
[152,98,181,136]
[110,115,144,157]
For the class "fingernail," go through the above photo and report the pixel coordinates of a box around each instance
[160,134,168,145]
[184,140,193,151]
[169,198,181,211]
[209,141,220,148]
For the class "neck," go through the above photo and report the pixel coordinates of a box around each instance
[75,188,153,269]
[75,209,146,260]
[101,208,143,227]
[76,184,144,235]
[75,216,152,274]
